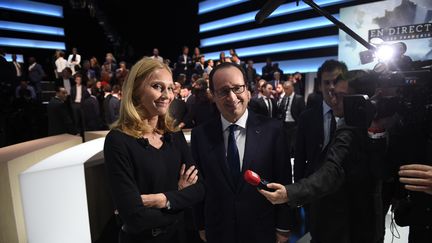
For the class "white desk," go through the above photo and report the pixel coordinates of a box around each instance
[20,137,105,243]
[0,134,81,243]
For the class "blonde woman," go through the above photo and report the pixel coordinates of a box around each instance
[104,58,203,243]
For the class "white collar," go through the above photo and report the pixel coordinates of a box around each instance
[221,109,248,131]
[289,92,295,99]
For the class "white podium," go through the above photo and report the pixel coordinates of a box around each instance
[20,137,106,243]
[0,134,82,243]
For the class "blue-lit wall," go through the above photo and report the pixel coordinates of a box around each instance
[0,0,66,79]
[198,0,378,74]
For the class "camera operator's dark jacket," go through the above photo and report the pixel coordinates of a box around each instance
[285,124,385,243]
[390,125,432,243]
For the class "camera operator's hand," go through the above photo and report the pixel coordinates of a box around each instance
[258,183,288,204]
[399,164,432,195]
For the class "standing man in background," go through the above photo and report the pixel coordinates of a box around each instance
[67,47,81,75]
[277,80,305,156]
[293,60,347,239]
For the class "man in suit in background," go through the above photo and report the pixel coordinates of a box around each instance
[248,82,277,118]
[245,60,257,91]
[269,71,282,90]
[176,46,192,79]
[277,81,305,155]
[191,62,292,243]
[11,54,23,85]
[47,86,76,135]
[292,72,304,96]
[293,59,348,241]
[27,56,45,97]
[169,81,188,128]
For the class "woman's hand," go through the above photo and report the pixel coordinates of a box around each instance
[141,193,167,208]
[178,164,199,190]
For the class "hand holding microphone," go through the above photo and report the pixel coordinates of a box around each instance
[244,170,274,191]
[244,170,289,204]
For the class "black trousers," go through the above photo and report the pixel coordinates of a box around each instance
[119,223,186,243]
[283,122,297,157]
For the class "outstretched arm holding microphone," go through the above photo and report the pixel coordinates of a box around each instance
[257,70,392,242]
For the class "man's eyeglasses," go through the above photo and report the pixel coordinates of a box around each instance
[213,85,246,98]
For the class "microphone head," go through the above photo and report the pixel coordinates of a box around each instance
[244,170,261,186]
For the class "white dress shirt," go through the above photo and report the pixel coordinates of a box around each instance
[74,85,82,103]
[284,92,295,122]
[67,54,81,75]
[221,109,248,171]
[55,57,68,73]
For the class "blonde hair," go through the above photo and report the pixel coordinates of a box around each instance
[112,57,177,138]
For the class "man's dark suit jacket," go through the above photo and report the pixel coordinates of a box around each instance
[294,102,325,182]
[169,98,188,127]
[191,111,292,243]
[248,97,277,118]
[276,94,305,123]
[47,97,76,135]
[176,55,192,73]
[70,85,90,103]
[82,96,102,131]
[287,125,384,243]
[27,63,45,85]
[245,67,257,89]
[55,78,75,90]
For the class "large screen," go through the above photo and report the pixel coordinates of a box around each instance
[339,0,432,70]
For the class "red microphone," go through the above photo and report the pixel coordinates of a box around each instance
[244,170,274,191]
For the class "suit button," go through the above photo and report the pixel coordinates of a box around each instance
[426,225,430,230]
[426,207,431,212]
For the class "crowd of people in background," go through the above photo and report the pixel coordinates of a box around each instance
[0,46,309,144]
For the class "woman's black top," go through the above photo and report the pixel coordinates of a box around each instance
[104,129,204,237]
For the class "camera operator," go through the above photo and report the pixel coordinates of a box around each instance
[367,69,432,243]
[258,70,390,243]
[390,125,432,242]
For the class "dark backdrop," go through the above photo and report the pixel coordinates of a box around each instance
[64,0,200,65]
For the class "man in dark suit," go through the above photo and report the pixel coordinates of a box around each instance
[55,67,74,95]
[293,60,347,240]
[269,71,282,90]
[27,56,45,97]
[245,60,257,91]
[169,82,188,128]
[0,49,16,105]
[277,81,305,155]
[70,73,90,136]
[11,54,23,85]
[248,82,277,118]
[191,62,292,243]
[261,57,273,81]
[176,46,192,79]
[47,86,76,135]
[294,60,347,181]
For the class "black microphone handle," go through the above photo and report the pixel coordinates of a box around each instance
[255,0,286,24]
[258,179,275,192]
